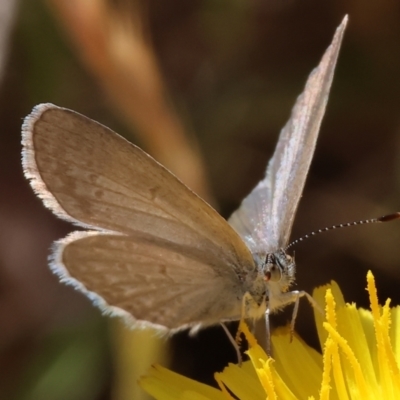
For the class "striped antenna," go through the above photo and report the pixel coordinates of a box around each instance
[286,212,400,251]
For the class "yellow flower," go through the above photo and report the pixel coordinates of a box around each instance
[139,271,400,399]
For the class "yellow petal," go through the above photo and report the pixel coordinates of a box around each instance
[215,361,265,400]
[367,271,400,397]
[255,359,277,400]
[313,281,345,347]
[390,306,400,365]
[271,327,322,400]
[323,322,372,400]
[138,364,226,400]
[322,290,346,400]
[336,304,378,393]
[239,319,298,400]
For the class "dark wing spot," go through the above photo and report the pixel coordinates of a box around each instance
[95,189,104,199]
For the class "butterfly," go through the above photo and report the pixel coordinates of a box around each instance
[21,17,347,342]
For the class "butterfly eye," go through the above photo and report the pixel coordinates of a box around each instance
[263,255,283,282]
[269,264,282,282]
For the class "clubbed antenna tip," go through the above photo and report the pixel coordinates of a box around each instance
[377,212,400,222]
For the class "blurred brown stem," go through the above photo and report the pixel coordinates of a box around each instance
[46,0,214,203]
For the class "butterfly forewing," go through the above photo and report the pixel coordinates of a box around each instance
[22,104,255,279]
[229,17,347,252]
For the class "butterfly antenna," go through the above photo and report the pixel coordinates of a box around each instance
[285,212,400,251]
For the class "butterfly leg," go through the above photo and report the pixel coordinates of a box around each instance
[220,322,242,365]
[277,290,323,341]
[265,306,271,356]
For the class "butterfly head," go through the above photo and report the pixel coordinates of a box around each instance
[244,249,297,317]
[259,249,296,291]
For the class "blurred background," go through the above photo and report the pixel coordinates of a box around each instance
[1,0,400,399]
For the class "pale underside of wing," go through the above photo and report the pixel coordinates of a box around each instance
[21,104,255,278]
[52,231,248,331]
[229,17,348,252]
